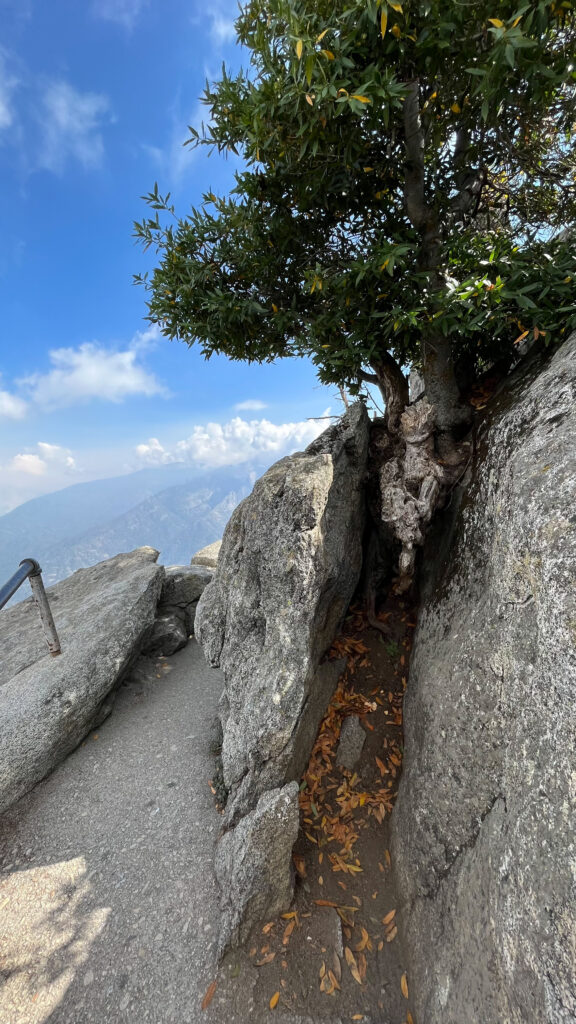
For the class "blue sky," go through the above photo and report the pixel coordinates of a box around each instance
[0,0,338,513]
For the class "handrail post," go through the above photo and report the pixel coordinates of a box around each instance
[22,560,62,657]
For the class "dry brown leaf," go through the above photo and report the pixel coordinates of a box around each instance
[401,972,409,999]
[314,899,338,907]
[378,940,384,951]
[382,909,396,925]
[378,862,385,873]
[358,951,367,981]
[282,919,296,945]
[328,969,341,991]
[262,921,275,934]
[319,875,324,886]
[385,925,398,942]
[319,961,326,979]
[292,855,306,878]
[255,952,276,966]
[407,1013,414,1024]
[332,952,341,982]
[355,927,371,952]
[385,849,391,867]
[201,980,217,1010]
[269,991,280,1010]
[344,946,357,968]
[281,911,297,920]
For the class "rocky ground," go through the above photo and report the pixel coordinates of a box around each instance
[0,604,415,1024]
[208,598,416,1024]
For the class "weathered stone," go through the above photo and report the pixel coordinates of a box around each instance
[143,608,188,657]
[335,715,366,770]
[162,564,213,606]
[215,782,300,956]
[391,336,576,1024]
[190,540,222,569]
[196,404,370,831]
[0,548,163,813]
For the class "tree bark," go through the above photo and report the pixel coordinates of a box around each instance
[361,351,409,435]
[422,333,472,434]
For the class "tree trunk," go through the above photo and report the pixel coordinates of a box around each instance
[422,333,472,434]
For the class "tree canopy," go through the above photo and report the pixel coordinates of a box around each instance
[135,0,576,432]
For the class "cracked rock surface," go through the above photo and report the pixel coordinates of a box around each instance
[391,335,576,1023]
[195,404,369,953]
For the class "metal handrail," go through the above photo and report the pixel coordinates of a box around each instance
[0,558,62,656]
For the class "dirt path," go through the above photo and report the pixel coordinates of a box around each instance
[1,607,416,1024]
[212,598,416,1024]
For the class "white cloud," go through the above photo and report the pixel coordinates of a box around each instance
[0,385,27,419]
[37,442,77,471]
[0,49,18,131]
[21,342,167,409]
[92,0,147,29]
[38,81,111,173]
[234,399,268,412]
[135,414,331,469]
[135,437,175,466]
[209,12,236,44]
[9,443,78,477]
[10,453,46,476]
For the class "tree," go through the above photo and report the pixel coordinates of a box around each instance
[135,0,576,588]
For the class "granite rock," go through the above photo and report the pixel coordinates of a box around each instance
[0,548,163,812]
[391,336,576,1024]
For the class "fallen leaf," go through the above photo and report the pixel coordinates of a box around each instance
[385,849,391,867]
[201,980,217,1010]
[293,855,307,878]
[401,973,409,999]
[385,925,398,942]
[328,969,341,990]
[269,991,280,1010]
[319,961,326,979]
[382,909,396,925]
[314,899,338,907]
[344,947,356,968]
[262,921,275,934]
[255,952,276,966]
[407,1013,414,1024]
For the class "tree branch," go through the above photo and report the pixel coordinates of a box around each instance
[403,79,428,230]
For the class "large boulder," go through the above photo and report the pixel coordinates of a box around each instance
[391,336,576,1023]
[143,564,214,654]
[0,548,163,813]
[191,540,222,569]
[196,404,370,949]
[215,782,300,955]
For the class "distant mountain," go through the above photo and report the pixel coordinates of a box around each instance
[0,462,264,600]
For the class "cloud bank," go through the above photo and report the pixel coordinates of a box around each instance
[136,413,330,469]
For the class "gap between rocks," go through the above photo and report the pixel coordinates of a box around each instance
[209,594,417,1024]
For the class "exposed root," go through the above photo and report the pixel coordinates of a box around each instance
[376,400,469,594]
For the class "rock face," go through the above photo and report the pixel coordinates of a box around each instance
[214,782,300,955]
[191,540,222,569]
[196,404,370,950]
[0,548,163,813]
[391,336,576,1023]
[143,564,213,656]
